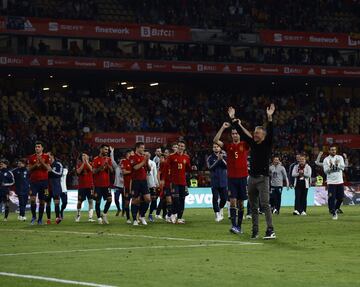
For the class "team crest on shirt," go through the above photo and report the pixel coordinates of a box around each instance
[183,159,186,164]
[239,146,243,152]
[175,159,178,162]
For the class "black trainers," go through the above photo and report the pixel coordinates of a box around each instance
[263,228,276,240]
[336,208,343,214]
[250,231,259,239]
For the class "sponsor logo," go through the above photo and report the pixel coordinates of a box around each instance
[274,33,282,42]
[59,24,84,31]
[74,61,96,67]
[147,63,153,69]
[260,67,279,73]
[47,59,54,65]
[284,67,302,74]
[95,137,126,144]
[131,62,140,70]
[24,19,35,32]
[343,70,360,75]
[48,22,59,31]
[171,64,192,70]
[136,135,144,142]
[0,56,23,65]
[30,58,40,66]
[95,26,130,35]
[308,68,315,75]
[321,69,327,75]
[348,36,360,47]
[236,66,242,72]
[141,26,175,38]
[185,193,212,205]
[103,61,125,69]
[309,36,339,44]
[141,26,151,37]
[197,64,216,72]
[242,66,256,72]
[222,65,231,72]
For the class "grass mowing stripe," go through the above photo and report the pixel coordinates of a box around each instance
[0,272,117,287]
[0,243,254,257]
[3,229,262,245]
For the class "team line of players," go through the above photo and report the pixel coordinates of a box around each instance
[0,104,347,239]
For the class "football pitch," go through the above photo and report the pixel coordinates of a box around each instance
[0,206,359,287]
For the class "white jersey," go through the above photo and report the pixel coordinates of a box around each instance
[147,159,158,189]
[61,168,68,192]
[323,155,345,185]
[110,151,124,188]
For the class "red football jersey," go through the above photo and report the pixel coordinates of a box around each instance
[28,153,50,182]
[120,158,132,189]
[168,153,191,186]
[77,162,93,189]
[92,156,112,187]
[224,142,249,178]
[159,159,171,188]
[129,153,147,181]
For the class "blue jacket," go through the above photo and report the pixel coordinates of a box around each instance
[48,160,63,179]
[12,167,30,194]
[0,168,15,193]
[207,153,227,188]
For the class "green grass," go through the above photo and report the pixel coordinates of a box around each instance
[0,206,359,287]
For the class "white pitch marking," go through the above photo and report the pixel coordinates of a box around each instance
[0,243,246,257]
[0,272,117,287]
[2,229,262,245]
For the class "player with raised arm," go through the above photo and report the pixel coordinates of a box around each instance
[207,143,228,222]
[213,119,249,234]
[110,146,124,217]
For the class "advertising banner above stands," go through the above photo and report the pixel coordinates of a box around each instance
[323,134,360,149]
[2,55,360,77]
[260,30,360,49]
[86,132,180,149]
[0,16,191,42]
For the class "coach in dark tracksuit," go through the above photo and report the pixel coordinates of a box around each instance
[229,104,276,240]
[13,159,30,220]
[207,143,228,222]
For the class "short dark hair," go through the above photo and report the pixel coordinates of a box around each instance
[135,142,145,149]
[329,144,337,149]
[18,158,27,164]
[0,158,9,165]
[178,140,186,145]
[35,141,45,148]
[100,144,109,149]
[125,149,133,154]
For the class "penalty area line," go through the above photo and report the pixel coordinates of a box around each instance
[0,272,117,287]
